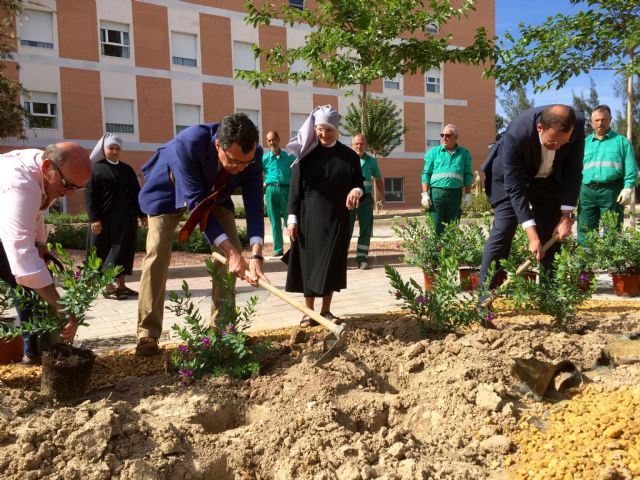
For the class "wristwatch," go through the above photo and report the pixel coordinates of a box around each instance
[560,212,575,220]
[250,254,264,262]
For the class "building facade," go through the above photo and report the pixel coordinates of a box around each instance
[1,0,495,213]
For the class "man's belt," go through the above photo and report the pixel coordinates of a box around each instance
[178,170,228,244]
[586,180,622,188]
[266,183,289,187]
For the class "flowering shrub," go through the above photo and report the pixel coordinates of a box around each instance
[0,244,119,338]
[393,214,442,276]
[503,239,595,325]
[169,259,270,385]
[448,221,487,268]
[584,211,640,275]
[386,253,490,334]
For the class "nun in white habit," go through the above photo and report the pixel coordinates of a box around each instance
[86,133,146,299]
[284,105,365,327]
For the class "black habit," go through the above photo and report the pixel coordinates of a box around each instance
[285,142,365,297]
[86,159,144,276]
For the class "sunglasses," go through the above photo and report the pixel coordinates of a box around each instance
[440,133,455,138]
[50,162,84,190]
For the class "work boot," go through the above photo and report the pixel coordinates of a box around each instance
[135,337,159,356]
[358,261,370,270]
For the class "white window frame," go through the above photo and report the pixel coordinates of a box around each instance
[19,10,54,49]
[384,177,404,203]
[289,0,305,10]
[100,21,130,59]
[174,103,201,134]
[233,41,257,72]
[425,68,441,94]
[25,92,58,129]
[171,31,198,68]
[383,74,402,91]
[426,121,442,149]
[104,98,135,134]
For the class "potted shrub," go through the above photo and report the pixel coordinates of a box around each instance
[1,245,118,399]
[449,222,486,291]
[394,214,442,290]
[0,288,22,364]
[586,212,640,297]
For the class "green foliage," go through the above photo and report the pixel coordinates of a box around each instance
[503,240,595,325]
[584,211,640,274]
[44,212,89,225]
[341,95,408,157]
[386,254,489,334]
[169,259,270,384]
[499,85,534,122]
[462,192,492,217]
[394,213,442,275]
[572,77,601,136]
[449,222,486,268]
[0,245,120,338]
[47,224,88,250]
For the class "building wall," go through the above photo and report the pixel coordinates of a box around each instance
[2,0,495,213]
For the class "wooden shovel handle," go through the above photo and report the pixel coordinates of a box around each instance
[210,252,339,334]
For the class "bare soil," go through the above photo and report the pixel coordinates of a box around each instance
[1,299,639,479]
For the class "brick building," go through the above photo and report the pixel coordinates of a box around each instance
[1,0,495,213]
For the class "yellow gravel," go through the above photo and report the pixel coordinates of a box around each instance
[509,385,640,479]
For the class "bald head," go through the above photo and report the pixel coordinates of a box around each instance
[539,105,576,133]
[48,142,92,187]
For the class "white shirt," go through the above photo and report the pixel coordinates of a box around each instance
[0,149,52,289]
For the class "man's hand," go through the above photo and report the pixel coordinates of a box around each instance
[287,223,298,242]
[554,215,573,241]
[463,193,473,208]
[525,226,544,260]
[346,189,361,210]
[90,221,103,235]
[247,257,269,287]
[218,240,248,281]
[139,216,148,228]
[36,243,49,259]
[617,188,633,205]
[61,317,78,343]
[421,192,431,209]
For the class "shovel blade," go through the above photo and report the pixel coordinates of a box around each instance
[314,327,348,367]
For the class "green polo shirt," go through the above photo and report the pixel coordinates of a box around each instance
[582,130,637,187]
[262,149,295,185]
[421,145,473,189]
[359,153,382,193]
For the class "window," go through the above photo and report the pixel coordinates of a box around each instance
[237,109,260,138]
[426,122,442,148]
[425,68,441,93]
[233,41,256,72]
[175,104,200,134]
[171,32,197,67]
[289,0,304,10]
[384,74,401,90]
[384,178,404,203]
[25,92,57,129]
[425,22,439,34]
[19,10,54,49]
[100,21,130,58]
[104,98,135,134]
[290,113,308,139]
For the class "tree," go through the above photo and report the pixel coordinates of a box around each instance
[487,0,639,144]
[495,85,533,140]
[571,77,601,136]
[340,95,408,157]
[0,0,28,139]
[241,0,493,128]
[614,77,640,160]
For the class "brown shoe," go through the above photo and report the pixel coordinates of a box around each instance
[135,337,159,356]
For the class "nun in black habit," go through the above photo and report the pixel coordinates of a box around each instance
[86,133,146,299]
[284,105,365,327]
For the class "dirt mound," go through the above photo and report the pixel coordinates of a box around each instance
[1,303,639,479]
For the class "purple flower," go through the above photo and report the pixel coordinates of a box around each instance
[178,369,193,378]
[201,337,211,349]
[177,344,190,353]
[394,290,402,299]
[579,273,591,283]
[221,324,237,336]
[485,311,496,322]
[74,271,81,281]
[416,295,425,305]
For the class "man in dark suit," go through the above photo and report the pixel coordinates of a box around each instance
[480,104,585,291]
[135,113,268,355]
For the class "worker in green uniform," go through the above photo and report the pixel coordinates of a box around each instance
[421,124,473,235]
[349,134,384,270]
[578,105,637,244]
[263,130,295,256]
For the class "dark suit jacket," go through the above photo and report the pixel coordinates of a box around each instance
[482,106,585,224]
[138,123,264,243]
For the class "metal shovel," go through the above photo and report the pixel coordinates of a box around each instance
[211,252,347,366]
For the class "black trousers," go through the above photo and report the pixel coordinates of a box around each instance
[479,177,562,288]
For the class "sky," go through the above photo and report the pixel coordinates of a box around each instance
[495,0,623,119]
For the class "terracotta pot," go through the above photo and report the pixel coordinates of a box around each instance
[423,272,435,291]
[522,271,537,283]
[0,336,23,364]
[459,268,480,291]
[41,344,95,400]
[611,273,640,297]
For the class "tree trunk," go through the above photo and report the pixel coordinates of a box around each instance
[627,51,636,228]
[360,84,367,136]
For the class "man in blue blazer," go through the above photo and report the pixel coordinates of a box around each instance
[135,113,267,355]
[479,105,585,296]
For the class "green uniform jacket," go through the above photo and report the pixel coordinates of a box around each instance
[582,130,637,188]
[360,153,382,194]
[421,145,473,189]
[262,150,295,184]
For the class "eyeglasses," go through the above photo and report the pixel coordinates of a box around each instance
[50,162,84,190]
[440,133,455,138]
[219,148,255,168]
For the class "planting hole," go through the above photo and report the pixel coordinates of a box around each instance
[194,403,268,434]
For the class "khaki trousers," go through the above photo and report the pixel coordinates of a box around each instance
[136,206,242,339]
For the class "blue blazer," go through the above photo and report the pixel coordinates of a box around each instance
[139,123,264,243]
[482,106,584,224]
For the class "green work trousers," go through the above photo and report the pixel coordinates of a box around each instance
[265,185,289,255]
[577,182,623,245]
[430,187,462,235]
[349,194,374,264]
